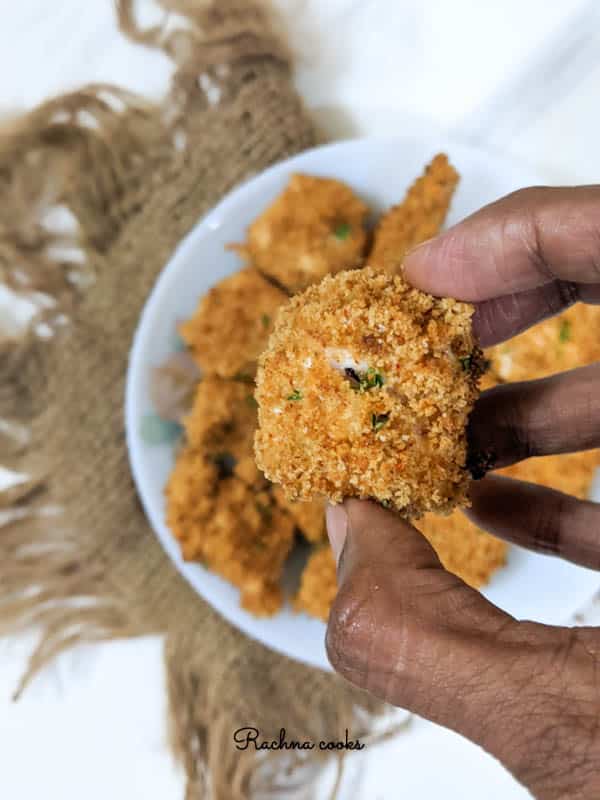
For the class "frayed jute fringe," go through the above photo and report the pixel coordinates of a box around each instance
[0,2,402,797]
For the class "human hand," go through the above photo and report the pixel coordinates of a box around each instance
[325,187,600,799]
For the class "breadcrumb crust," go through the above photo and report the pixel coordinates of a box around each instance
[367,154,459,274]
[255,266,482,517]
[179,268,286,378]
[237,174,369,292]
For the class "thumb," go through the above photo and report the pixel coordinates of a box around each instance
[325,500,570,773]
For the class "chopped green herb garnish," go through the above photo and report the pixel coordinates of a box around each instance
[559,320,572,343]
[371,413,390,431]
[459,355,473,372]
[333,222,352,240]
[261,313,271,329]
[346,366,384,392]
[287,389,303,401]
[245,394,258,408]
[234,372,255,384]
[380,499,392,509]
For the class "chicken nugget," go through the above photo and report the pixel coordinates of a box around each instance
[166,449,295,615]
[184,376,257,464]
[367,154,459,275]
[417,512,507,589]
[486,303,600,384]
[272,485,326,542]
[165,447,219,538]
[500,450,600,500]
[255,267,483,517]
[236,174,369,293]
[179,268,287,378]
[294,546,337,621]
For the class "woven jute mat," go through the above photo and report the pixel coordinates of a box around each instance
[0,2,394,796]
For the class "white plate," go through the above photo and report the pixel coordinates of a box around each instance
[125,135,600,671]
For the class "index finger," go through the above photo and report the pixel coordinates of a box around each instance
[404,186,600,301]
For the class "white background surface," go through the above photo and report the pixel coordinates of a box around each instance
[3,1,600,798]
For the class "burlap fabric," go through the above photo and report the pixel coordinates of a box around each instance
[0,3,396,797]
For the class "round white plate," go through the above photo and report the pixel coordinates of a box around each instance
[126,135,600,671]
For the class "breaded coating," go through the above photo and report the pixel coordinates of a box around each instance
[166,449,295,616]
[367,154,459,274]
[272,485,326,542]
[294,546,337,621]
[179,268,287,378]
[234,454,271,491]
[236,174,369,292]
[184,376,257,463]
[500,450,600,500]
[486,303,600,384]
[255,267,483,517]
[484,303,600,496]
[417,513,507,589]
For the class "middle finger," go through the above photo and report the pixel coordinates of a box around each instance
[468,362,600,474]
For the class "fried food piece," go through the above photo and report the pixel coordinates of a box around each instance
[165,447,219,535]
[255,267,483,517]
[166,449,295,615]
[417,513,507,589]
[486,303,600,383]
[294,546,337,621]
[184,376,257,463]
[500,450,600,499]
[367,154,459,275]
[483,302,600,494]
[234,454,270,491]
[272,485,326,542]
[236,174,369,293]
[179,268,287,378]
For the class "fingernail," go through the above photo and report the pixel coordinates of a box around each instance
[326,503,347,565]
[405,236,434,258]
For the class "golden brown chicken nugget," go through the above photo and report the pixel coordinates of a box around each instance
[417,512,508,589]
[255,267,483,517]
[166,449,294,616]
[294,546,337,621]
[486,303,600,384]
[368,154,459,275]
[179,268,287,378]
[165,446,219,539]
[272,485,326,542]
[500,450,600,500]
[237,174,369,292]
[184,376,257,463]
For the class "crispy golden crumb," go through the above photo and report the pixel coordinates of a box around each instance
[417,513,507,588]
[484,303,600,497]
[184,376,257,462]
[486,303,600,384]
[235,174,369,292]
[255,267,482,517]
[367,154,459,274]
[272,485,326,542]
[166,449,294,616]
[500,450,600,500]
[294,546,337,621]
[234,455,270,491]
[179,268,287,378]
